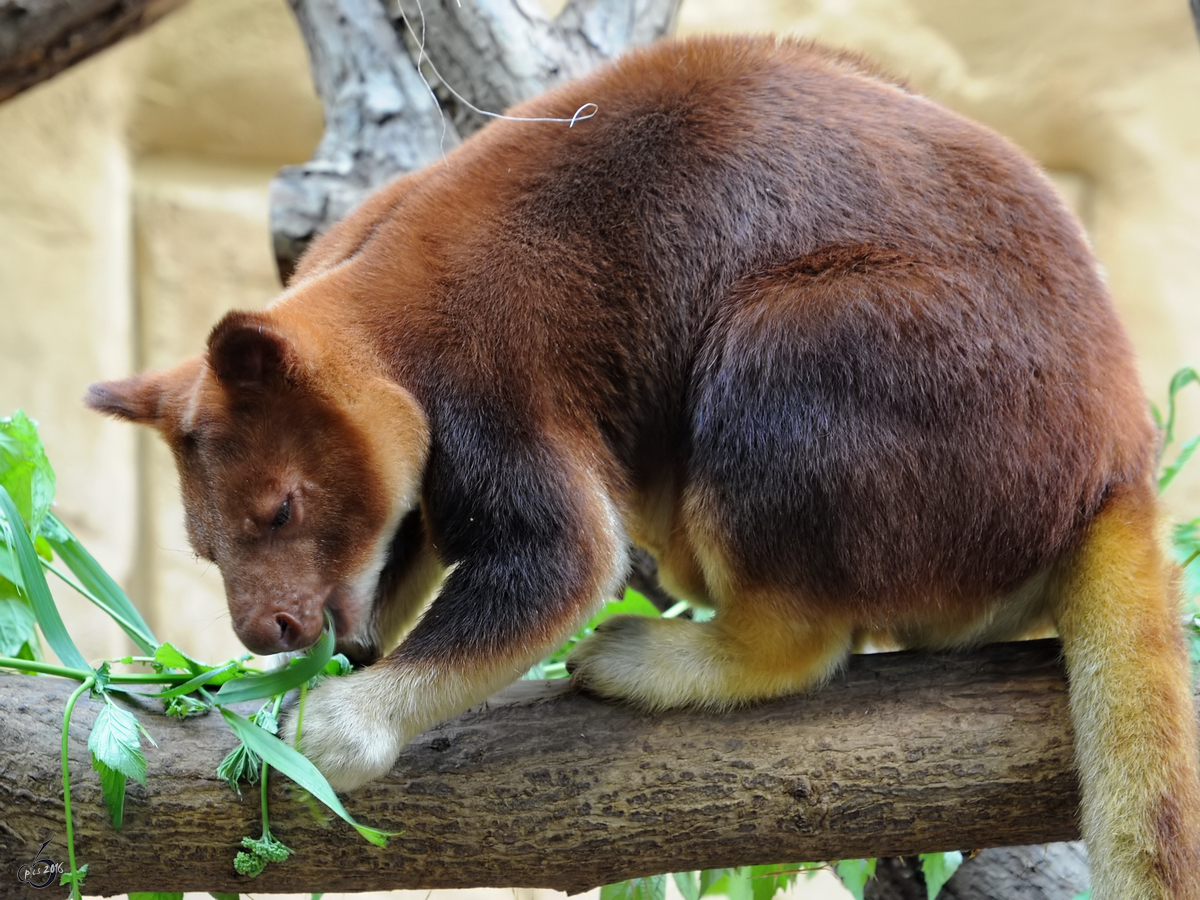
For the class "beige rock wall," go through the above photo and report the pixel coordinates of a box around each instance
[0,0,322,663]
[0,0,1197,793]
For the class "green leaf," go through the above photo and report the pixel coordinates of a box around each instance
[59,862,87,893]
[216,701,280,792]
[720,869,753,900]
[1161,367,1200,448]
[35,534,54,561]
[88,702,147,784]
[601,876,666,900]
[0,410,56,536]
[92,660,112,694]
[0,594,36,656]
[589,588,662,627]
[163,693,210,718]
[93,759,127,829]
[45,519,157,654]
[1160,434,1200,493]
[253,702,280,735]
[699,868,736,897]
[129,892,185,900]
[218,707,396,846]
[1155,366,1200,493]
[217,742,262,794]
[154,642,195,671]
[0,538,22,589]
[210,894,240,900]
[213,620,335,704]
[0,486,88,671]
[835,859,876,900]
[1173,519,1200,608]
[672,872,700,900]
[145,659,241,700]
[748,864,797,900]
[919,851,963,899]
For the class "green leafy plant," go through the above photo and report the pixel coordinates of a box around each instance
[1152,367,1200,495]
[917,851,963,899]
[0,411,393,898]
[834,859,877,900]
[598,864,828,900]
[1154,369,1200,670]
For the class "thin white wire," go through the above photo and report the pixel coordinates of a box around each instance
[396,0,599,131]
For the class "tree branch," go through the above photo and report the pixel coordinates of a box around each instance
[0,0,188,103]
[390,0,679,134]
[270,0,681,279]
[0,640,1111,896]
[269,0,454,278]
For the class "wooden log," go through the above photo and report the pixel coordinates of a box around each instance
[0,640,1098,897]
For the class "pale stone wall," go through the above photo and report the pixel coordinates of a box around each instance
[0,0,323,663]
[0,4,1197,897]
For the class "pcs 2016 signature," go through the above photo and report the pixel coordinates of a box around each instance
[15,840,64,889]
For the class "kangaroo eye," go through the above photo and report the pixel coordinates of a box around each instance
[270,497,292,530]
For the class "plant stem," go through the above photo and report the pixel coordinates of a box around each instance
[0,656,255,685]
[296,680,308,752]
[0,657,89,679]
[261,754,271,835]
[61,676,94,900]
[104,672,237,685]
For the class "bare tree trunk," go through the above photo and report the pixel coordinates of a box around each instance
[865,844,1090,900]
[0,0,188,102]
[0,640,1116,897]
[939,843,1089,899]
[269,0,681,279]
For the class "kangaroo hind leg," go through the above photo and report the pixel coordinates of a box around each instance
[567,593,854,711]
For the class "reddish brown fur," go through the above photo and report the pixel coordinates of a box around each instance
[87,35,1199,895]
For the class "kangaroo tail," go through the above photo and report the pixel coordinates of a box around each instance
[1053,482,1200,899]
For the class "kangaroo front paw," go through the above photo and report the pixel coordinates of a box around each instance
[281,670,406,792]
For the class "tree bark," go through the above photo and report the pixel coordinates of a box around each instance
[0,0,187,103]
[0,639,1108,897]
[269,0,681,279]
[865,843,1090,900]
[940,843,1089,899]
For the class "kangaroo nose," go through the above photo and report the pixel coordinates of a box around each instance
[234,607,323,655]
[274,612,304,650]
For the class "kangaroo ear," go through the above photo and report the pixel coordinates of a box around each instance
[207,311,298,390]
[84,374,165,423]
